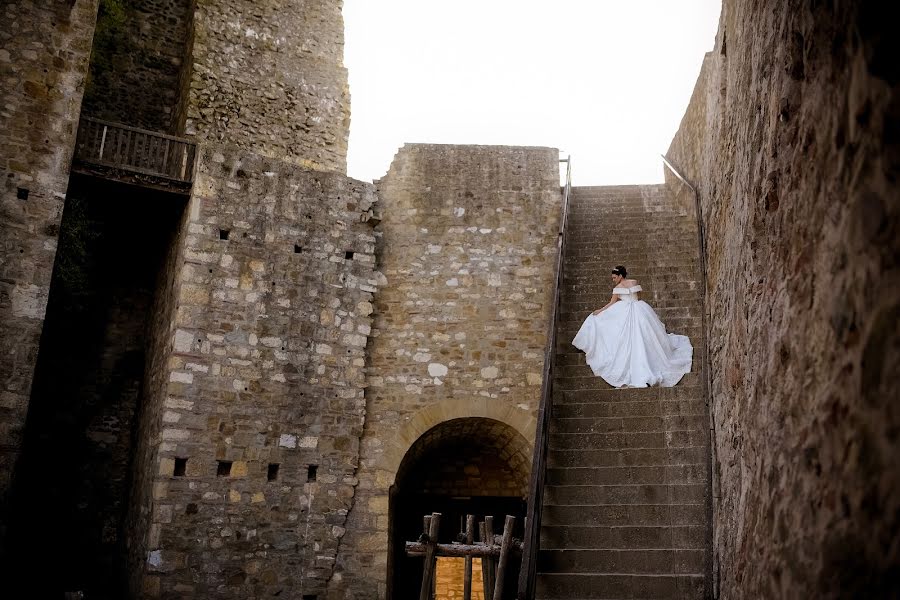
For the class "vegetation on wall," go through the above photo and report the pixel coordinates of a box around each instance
[54,195,100,311]
[85,0,133,103]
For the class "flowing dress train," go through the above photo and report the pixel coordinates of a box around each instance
[571,285,693,388]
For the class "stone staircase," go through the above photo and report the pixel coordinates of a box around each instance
[535,185,710,599]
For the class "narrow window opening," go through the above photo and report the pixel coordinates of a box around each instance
[173,457,187,476]
[219,228,230,240]
[217,460,232,477]
[344,250,354,260]
[17,188,29,200]
[303,596,317,600]
[267,463,280,482]
[307,465,318,482]
[294,244,303,254]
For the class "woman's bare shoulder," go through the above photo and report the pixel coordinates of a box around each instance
[622,279,639,287]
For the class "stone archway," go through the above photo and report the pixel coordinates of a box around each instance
[387,417,533,599]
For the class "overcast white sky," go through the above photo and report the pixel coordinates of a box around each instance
[343,1,721,185]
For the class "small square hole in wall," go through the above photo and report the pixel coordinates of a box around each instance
[173,458,187,477]
[294,244,303,254]
[344,250,354,260]
[267,463,280,482]
[303,596,317,600]
[17,188,29,200]
[217,460,232,477]
[307,465,318,482]
[219,228,230,240]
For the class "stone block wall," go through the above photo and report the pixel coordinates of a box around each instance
[666,1,900,597]
[131,146,382,598]
[185,0,350,172]
[5,180,186,596]
[81,0,194,132]
[331,144,562,598]
[0,0,98,528]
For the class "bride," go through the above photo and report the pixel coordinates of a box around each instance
[571,266,693,388]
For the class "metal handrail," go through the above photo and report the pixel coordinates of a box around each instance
[517,156,572,599]
[660,153,716,595]
[659,154,710,401]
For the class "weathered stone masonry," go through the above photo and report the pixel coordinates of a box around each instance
[129,148,382,597]
[667,1,900,597]
[0,0,99,525]
[331,144,562,598]
[186,0,350,172]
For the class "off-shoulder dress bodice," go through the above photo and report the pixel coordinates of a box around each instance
[614,285,642,302]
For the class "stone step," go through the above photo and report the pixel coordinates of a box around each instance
[537,548,705,575]
[539,524,706,551]
[544,483,707,505]
[536,572,705,600]
[548,429,708,450]
[552,399,707,419]
[558,318,703,335]
[547,446,708,469]
[553,351,704,370]
[550,415,707,434]
[553,373,700,391]
[551,385,701,402]
[559,299,702,313]
[541,503,706,527]
[546,464,708,486]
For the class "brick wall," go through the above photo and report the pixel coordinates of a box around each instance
[666,2,900,596]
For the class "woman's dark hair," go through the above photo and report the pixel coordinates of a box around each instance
[611,265,627,277]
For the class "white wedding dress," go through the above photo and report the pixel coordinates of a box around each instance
[571,285,693,388]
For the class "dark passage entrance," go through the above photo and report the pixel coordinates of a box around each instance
[389,417,532,599]
[5,175,185,598]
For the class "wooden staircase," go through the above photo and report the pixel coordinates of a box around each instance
[531,185,711,600]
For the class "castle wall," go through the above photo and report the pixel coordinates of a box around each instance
[331,144,561,598]
[81,0,194,132]
[0,0,98,527]
[132,146,382,598]
[666,1,900,596]
[6,180,185,596]
[185,0,350,172]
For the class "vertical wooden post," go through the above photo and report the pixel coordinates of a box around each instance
[493,516,515,600]
[419,512,441,600]
[463,514,475,600]
[482,516,495,599]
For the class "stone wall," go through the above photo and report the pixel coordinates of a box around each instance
[5,179,185,597]
[132,146,382,598]
[0,0,98,532]
[666,1,900,597]
[81,0,194,132]
[331,144,562,598]
[185,0,350,172]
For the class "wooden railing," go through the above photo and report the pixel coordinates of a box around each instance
[73,117,196,188]
[517,156,572,599]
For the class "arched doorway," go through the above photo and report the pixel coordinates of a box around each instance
[388,417,532,599]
